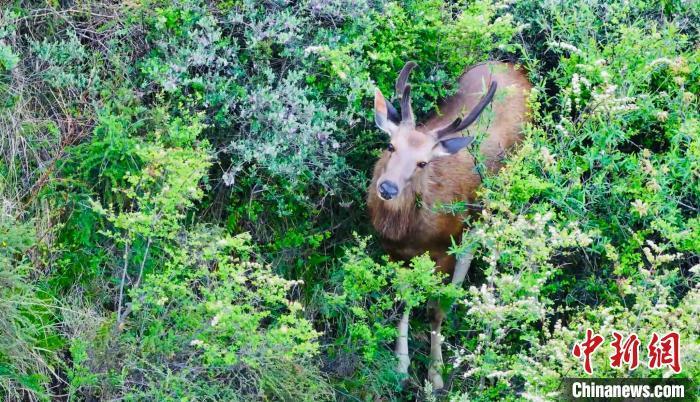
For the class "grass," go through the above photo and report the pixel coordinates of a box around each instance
[0,0,698,400]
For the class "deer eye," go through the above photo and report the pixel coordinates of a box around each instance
[387,143,395,152]
[417,161,427,168]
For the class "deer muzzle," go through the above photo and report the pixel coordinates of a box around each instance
[378,180,399,200]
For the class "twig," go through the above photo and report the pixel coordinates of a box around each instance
[133,237,152,290]
[116,239,130,326]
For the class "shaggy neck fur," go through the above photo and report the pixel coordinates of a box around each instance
[369,165,433,241]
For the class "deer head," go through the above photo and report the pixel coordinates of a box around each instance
[373,61,497,201]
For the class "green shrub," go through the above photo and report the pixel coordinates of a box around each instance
[321,236,463,398]
[67,228,331,401]
[61,106,330,399]
[308,0,518,119]
[1,0,698,400]
[443,1,700,399]
[0,218,60,402]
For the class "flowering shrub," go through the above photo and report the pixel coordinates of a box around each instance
[0,0,697,400]
[441,1,700,399]
[67,228,329,400]
[64,108,328,399]
[322,236,464,397]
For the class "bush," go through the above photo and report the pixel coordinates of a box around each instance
[442,1,700,399]
[0,0,697,400]
[321,236,462,398]
[308,0,518,118]
[67,228,330,401]
[0,218,60,402]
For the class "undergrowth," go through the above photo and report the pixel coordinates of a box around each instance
[0,0,697,400]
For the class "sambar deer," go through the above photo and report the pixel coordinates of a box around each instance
[367,61,531,389]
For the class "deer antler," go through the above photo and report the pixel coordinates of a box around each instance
[400,85,414,125]
[436,81,497,138]
[395,61,417,99]
[395,61,417,126]
[384,61,417,125]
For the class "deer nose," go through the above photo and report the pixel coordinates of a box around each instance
[378,181,399,200]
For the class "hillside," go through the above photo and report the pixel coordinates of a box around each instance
[0,1,698,400]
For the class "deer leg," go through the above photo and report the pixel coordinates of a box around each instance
[453,228,476,287]
[452,247,474,287]
[395,306,410,375]
[427,237,475,390]
[427,300,445,390]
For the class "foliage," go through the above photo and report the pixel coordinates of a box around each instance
[308,0,518,118]
[0,218,59,402]
[322,236,463,398]
[444,1,700,399]
[0,0,697,401]
[67,228,330,401]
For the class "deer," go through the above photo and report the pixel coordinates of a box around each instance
[367,60,531,390]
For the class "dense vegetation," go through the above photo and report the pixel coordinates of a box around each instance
[1,0,698,400]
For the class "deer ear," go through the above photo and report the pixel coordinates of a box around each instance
[374,88,398,136]
[434,136,474,156]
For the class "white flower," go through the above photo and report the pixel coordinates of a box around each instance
[190,339,204,347]
[648,57,674,69]
[689,264,700,276]
[555,123,569,136]
[222,171,235,186]
[572,73,581,96]
[646,179,661,192]
[631,199,649,216]
[303,45,327,55]
[550,41,583,55]
[540,147,556,167]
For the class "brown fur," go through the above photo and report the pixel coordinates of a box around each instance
[367,62,532,275]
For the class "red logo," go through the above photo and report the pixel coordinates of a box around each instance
[647,332,681,373]
[573,330,682,374]
[572,329,605,374]
[610,331,640,370]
